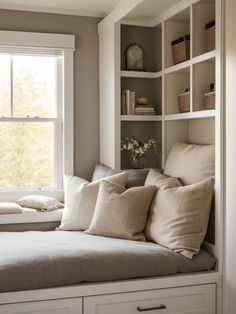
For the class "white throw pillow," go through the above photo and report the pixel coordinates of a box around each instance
[17,195,64,211]
[0,202,23,214]
[59,172,128,231]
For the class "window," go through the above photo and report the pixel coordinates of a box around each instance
[0,53,60,189]
[0,31,74,198]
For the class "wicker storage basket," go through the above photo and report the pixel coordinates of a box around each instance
[178,92,190,113]
[172,35,190,65]
[205,21,215,52]
[205,91,215,109]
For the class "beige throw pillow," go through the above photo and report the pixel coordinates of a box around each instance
[59,172,128,231]
[145,169,182,241]
[146,173,214,259]
[145,169,182,188]
[86,180,156,241]
[17,195,64,211]
[164,142,215,185]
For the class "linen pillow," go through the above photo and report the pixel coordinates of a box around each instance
[145,169,182,188]
[86,180,156,241]
[59,172,128,231]
[145,169,182,239]
[91,164,120,181]
[17,195,64,211]
[164,142,215,185]
[146,176,214,259]
[91,163,149,188]
[0,202,23,214]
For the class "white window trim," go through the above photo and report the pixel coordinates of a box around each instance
[0,31,75,206]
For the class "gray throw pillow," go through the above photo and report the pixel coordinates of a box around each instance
[92,163,149,188]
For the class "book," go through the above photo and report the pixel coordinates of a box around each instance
[125,90,131,115]
[135,105,156,115]
[121,90,126,115]
[121,90,136,115]
[130,91,135,115]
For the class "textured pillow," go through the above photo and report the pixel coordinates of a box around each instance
[86,180,156,241]
[17,195,63,211]
[164,142,215,185]
[0,202,23,214]
[145,169,182,242]
[146,176,214,259]
[145,169,182,188]
[59,172,128,231]
[91,164,120,181]
[92,163,149,188]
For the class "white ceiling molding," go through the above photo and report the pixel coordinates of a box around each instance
[0,0,120,18]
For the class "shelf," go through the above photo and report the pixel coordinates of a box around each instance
[121,70,162,79]
[121,115,162,121]
[164,110,215,121]
[121,52,215,78]
[192,50,216,65]
[164,51,215,75]
[121,111,215,121]
[164,60,190,75]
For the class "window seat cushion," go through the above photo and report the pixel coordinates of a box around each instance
[0,231,216,293]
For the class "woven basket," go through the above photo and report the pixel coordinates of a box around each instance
[172,35,190,65]
[178,92,190,113]
[206,22,215,52]
[205,91,215,110]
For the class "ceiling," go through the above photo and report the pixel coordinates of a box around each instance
[124,0,182,22]
[0,0,120,17]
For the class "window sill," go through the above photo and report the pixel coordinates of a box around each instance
[0,208,63,225]
[0,189,64,202]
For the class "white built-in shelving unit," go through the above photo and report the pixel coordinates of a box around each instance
[119,0,216,170]
[98,0,223,312]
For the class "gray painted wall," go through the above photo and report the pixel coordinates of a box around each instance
[0,9,100,180]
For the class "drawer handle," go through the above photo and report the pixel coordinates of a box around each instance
[137,305,166,312]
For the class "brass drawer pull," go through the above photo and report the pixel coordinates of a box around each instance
[137,305,166,312]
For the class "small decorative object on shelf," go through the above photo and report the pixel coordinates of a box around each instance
[137,96,148,106]
[205,83,215,110]
[171,34,190,65]
[121,137,157,169]
[178,87,190,113]
[205,20,215,52]
[135,96,156,115]
[125,43,144,71]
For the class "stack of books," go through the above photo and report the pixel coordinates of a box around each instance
[121,90,156,115]
[121,90,135,115]
[135,105,156,115]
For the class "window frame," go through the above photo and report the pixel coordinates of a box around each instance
[0,31,75,202]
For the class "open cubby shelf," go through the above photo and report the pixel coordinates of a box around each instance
[119,0,216,169]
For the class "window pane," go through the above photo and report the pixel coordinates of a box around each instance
[0,122,54,188]
[0,55,11,117]
[13,56,57,118]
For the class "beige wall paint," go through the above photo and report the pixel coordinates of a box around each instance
[0,9,100,180]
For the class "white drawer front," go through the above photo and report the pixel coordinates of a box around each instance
[0,297,82,314]
[84,284,215,314]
